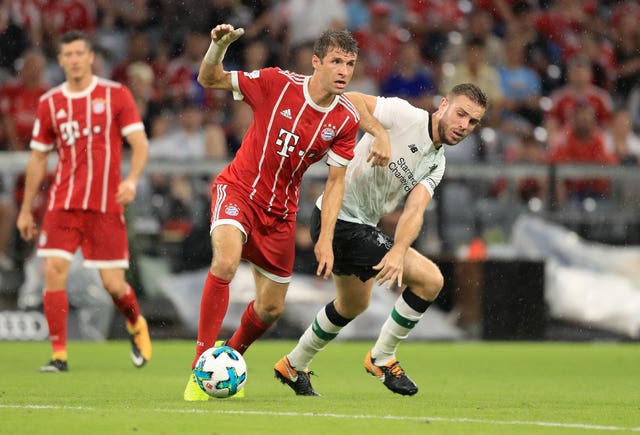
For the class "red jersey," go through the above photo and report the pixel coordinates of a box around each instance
[547,86,613,128]
[0,79,48,149]
[217,67,359,220]
[30,76,144,214]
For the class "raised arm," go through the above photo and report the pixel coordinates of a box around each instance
[197,23,245,90]
[346,92,390,167]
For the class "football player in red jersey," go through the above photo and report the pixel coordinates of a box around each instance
[17,31,152,372]
[184,23,390,400]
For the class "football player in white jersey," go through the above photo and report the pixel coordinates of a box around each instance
[275,83,487,396]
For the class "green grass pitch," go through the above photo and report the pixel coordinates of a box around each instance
[0,340,638,434]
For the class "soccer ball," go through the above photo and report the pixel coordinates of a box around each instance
[194,345,247,398]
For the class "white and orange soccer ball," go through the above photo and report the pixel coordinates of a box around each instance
[193,346,247,398]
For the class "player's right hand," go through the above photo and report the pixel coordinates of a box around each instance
[16,210,37,242]
[211,24,245,46]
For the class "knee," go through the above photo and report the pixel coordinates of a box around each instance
[43,260,67,286]
[336,299,369,319]
[101,278,126,297]
[210,256,240,281]
[254,300,284,324]
[412,268,444,302]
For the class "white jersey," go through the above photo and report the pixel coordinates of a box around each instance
[316,96,446,226]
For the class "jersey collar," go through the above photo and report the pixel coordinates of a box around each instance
[303,76,340,112]
[61,75,98,99]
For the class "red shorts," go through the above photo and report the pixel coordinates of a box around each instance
[37,209,129,269]
[211,183,296,282]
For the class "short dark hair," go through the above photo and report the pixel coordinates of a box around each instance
[449,83,489,109]
[58,30,93,53]
[313,29,359,60]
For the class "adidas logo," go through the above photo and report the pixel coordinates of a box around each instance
[280,108,292,119]
[56,109,67,119]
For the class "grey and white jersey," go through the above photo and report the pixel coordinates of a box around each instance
[316,96,446,226]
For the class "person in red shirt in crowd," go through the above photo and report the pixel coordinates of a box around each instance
[401,0,465,63]
[548,103,618,204]
[545,55,613,143]
[16,31,152,373]
[533,0,595,61]
[0,48,49,151]
[182,23,390,401]
[354,2,408,85]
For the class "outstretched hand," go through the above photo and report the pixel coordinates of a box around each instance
[372,248,404,289]
[366,134,391,167]
[211,24,245,47]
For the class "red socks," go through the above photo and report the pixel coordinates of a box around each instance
[112,284,140,325]
[192,272,230,368]
[43,290,69,355]
[226,300,271,355]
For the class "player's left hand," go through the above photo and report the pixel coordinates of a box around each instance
[372,248,404,289]
[367,134,391,167]
[116,179,137,205]
[314,238,334,280]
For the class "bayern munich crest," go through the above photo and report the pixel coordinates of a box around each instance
[320,124,336,141]
[225,203,240,216]
[92,99,106,114]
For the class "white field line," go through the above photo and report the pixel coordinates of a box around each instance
[1,404,638,432]
[153,408,640,432]
[0,404,94,410]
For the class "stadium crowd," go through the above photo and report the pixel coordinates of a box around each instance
[1,0,640,277]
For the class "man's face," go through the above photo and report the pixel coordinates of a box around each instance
[437,95,485,145]
[58,39,94,81]
[312,47,357,95]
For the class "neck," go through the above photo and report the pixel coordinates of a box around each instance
[307,75,335,107]
[67,74,93,93]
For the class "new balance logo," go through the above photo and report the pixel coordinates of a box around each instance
[408,144,418,153]
[280,109,292,119]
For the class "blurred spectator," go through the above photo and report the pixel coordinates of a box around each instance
[223,101,252,158]
[533,0,590,62]
[241,37,273,72]
[110,31,152,85]
[0,175,14,272]
[273,0,347,62]
[497,132,549,204]
[0,1,29,78]
[149,101,227,161]
[440,36,504,127]
[354,2,408,85]
[443,7,505,68]
[347,55,379,97]
[548,103,618,204]
[0,48,49,151]
[611,12,640,106]
[604,109,640,166]
[203,0,269,68]
[126,61,162,138]
[41,0,97,52]
[497,35,543,128]
[166,31,215,108]
[504,0,562,95]
[544,55,613,143]
[380,41,437,111]
[401,0,465,64]
[287,42,314,75]
[574,31,615,92]
[344,0,373,32]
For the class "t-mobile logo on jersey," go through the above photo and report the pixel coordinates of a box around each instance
[60,120,80,146]
[275,128,300,158]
